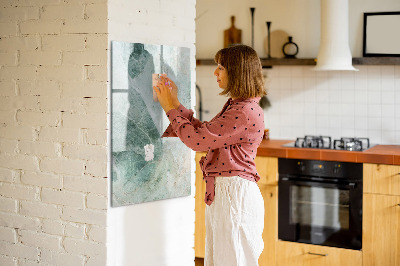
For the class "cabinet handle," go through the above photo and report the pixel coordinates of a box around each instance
[397,204,400,207]
[307,252,328,256]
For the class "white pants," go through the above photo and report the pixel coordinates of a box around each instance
[205,176,264,266]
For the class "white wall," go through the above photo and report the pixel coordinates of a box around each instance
[196,0,400,145]
[107,1,197,266]
[0,1,108,265]
[196,0,400,58]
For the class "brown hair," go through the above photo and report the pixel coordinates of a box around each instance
[214,44,266,99]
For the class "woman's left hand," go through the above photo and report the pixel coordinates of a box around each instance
[153,78,175,113]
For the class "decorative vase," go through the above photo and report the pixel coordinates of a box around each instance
[282,36,299,58]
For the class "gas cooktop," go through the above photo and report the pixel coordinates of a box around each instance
[282,135,375,151]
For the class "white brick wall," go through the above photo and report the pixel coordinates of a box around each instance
[0,0,108,265]
[2,0,198,264]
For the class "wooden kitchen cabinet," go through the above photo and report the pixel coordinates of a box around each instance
[363,163,400,266]
[363,193,400,266]
[258,184,278,266]
[256,156,278,266]
[255,156,278,186]
[364,163,400,196]
[276,241,362,266]
[195,152,207,258]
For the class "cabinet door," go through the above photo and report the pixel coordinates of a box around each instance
[255,156,278,186]
[195,152,207,258]
[259,185,278,266]
[277,241,362,266]
[364,164,400,196]
[363,193,400,266]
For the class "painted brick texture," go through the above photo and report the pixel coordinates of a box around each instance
[0,0,108,265]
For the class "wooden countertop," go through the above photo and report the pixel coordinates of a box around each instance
[257,139,400,165]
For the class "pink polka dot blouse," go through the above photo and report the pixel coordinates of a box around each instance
[162,97,265,205]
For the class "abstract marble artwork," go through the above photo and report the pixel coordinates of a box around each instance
[111,41,192,207]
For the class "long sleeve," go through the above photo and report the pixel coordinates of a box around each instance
[161,97,264,206]
[165,105,249,152]
[161,104,203,138]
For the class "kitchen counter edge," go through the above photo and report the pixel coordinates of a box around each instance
[255,139,400,165]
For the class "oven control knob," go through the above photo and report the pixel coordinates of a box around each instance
[298,161,305,171]
[334,167,339,174]
[334,164,341,174]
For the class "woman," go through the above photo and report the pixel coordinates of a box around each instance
[154,44,266,266]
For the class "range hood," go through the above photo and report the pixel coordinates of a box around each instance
[314,0,358,71]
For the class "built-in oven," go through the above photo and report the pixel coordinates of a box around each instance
[278,158,363,250]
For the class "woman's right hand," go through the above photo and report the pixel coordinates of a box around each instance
[160,74,180,109]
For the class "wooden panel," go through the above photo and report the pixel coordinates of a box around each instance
[195,152,207,258]
[395,155,400,165]
[364,164,400,196]
[357,153,394,165]
[352,57,400,65]
[276,241,362,266]
[255,156,278,186]
[258,185,278,266]
[260,58,316,66]
[287,148,321,161]
[320,150,358,163]
[363,193,400,266]
[256,139,290,158]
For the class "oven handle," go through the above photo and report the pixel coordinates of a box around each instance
[280,177,357,189]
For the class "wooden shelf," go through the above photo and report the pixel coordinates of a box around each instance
[260,58,316,67]
[196,57,400,67]
[352,57,400,65]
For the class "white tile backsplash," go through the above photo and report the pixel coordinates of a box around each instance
[381,66,395,77]
[341,104,355,116]
[382,78,395,91]
[316,116,330,129]
[395,118,400,131]
[382,105,395,118]
[329,88,342,103]
[367,91,381,105]
[196,65,400,144]
[342,116,355,129]
[382,117,396,131]
[396,88,400,104]
[395,66,400,78]
[355,104,368,117]
[368,117,382,131]
[304,102,316,115]
[355,117,368,131]
[341,89,355,104]
[342,128,356,137]
[368,130,382,143]
[367,77,382,91]
[368,104,382,118]
[316,89,329,103]
[383,131,396,144]
[382,90,395,104]
[316,103,330,116]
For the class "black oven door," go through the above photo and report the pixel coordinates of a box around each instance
[278,176,362,250]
